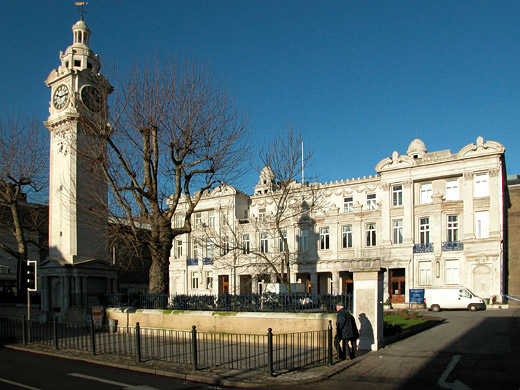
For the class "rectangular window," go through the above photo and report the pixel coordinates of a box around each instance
[445,179,459,201]
[420,217,430,244]
[191,272,199,289]
[418,262,432,285]
[299,229,308,251]
[343,197,353,213]
[222,236,230,255]
[205,271,213,289]
[195,212,202,228]
[242,234,250,254]
[474,173,489,197]
[260,233,269,253]
[175,214,183,228]
[475,211,489,238]
[366,223,376,247]
[445,260,460,284]
[175,240,183,258]
[367,194,377,210]
[279,231,287,252]
[342,225,353,248]
[258,208,266,222]
[392,185,403,207]
[420,183,432,204]
[320,227,330,250]
[206,237,216,258]
[208,211,215,227]
[193,241,200,259]
[447,215,459,242]
[393,219,403,244]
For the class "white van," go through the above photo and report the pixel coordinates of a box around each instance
[424,287,486,312]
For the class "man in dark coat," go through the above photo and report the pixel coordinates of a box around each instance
[335,304,359,359]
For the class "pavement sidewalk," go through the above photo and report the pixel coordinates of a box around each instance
[5,342,370,388]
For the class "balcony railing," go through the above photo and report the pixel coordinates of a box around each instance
[442,241,464,251]
[413,243,434,253]
[187,258,198,266]
[203,257,213,265]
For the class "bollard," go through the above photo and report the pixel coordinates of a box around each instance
[135,322,141,363]
[191,325,198,371]
[53,316,59,350]
[328,320,333,365]
[268,328,273,377]
[90,321,96,355]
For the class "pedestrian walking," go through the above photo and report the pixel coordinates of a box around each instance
[335,303,359,360]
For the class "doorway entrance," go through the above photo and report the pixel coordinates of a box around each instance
[219,275,229,294]
[390,268,406,303]
[341,271,354,295]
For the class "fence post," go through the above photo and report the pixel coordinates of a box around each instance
[268,328,273,377]
[53,316,59,350]
[191,325,198,371]
[22,316,26,345]
[135,322,141,363]
[90,321,96,355]
[328,320,333,365]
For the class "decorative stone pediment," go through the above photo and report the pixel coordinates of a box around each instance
[457,136,505,159]
[375,151,416,172]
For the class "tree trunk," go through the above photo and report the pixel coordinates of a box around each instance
[148,226,174,294]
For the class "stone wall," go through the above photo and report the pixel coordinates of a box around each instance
[105,308,335,335]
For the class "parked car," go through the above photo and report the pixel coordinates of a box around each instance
[424,287,486,312]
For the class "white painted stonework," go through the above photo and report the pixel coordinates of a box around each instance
[39,19,117,312]
[169,136,506,304]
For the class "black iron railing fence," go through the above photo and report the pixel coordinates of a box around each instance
[0,316,334,375]
[105,293,353,313]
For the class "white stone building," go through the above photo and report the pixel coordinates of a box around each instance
[169,137,506,304]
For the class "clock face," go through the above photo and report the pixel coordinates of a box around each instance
[53,85,69,110]
[81,85,102,112]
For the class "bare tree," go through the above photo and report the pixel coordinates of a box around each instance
[0,113,48,293]
[207,126,320,293]
[83,58,250,294]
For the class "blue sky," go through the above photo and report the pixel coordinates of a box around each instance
[1,1,519,192]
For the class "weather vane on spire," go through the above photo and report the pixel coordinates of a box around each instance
[75,2,88,20]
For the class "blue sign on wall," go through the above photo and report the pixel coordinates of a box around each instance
[409,288,425,303]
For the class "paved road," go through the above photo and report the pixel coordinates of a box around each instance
[0,347,219,390]
[297,309,520,390]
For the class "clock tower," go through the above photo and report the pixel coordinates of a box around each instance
[41,18,117,313]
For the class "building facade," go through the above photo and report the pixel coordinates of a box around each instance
[169,137,506,304]
[506,175,520,307]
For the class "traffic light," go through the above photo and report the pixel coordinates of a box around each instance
[26,260,37,292]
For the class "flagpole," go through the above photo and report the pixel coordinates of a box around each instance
[301,141,304,199]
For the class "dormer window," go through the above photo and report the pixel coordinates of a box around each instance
[74,60,81,67]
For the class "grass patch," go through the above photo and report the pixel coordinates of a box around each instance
[212,311,238,317]
[384,315,428,330]
[383,311,439,338]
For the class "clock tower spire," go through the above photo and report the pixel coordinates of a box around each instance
[41,17,116,314]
